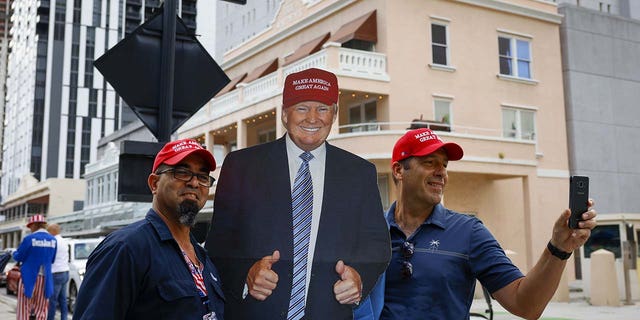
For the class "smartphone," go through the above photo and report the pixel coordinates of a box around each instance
[568,175,589,229]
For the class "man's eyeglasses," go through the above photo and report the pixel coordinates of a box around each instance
[156,167,215,187]
[401,241,414,279]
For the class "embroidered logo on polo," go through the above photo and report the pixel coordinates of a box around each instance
[428,239,440,251]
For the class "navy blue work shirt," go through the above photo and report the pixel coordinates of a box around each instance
[380,202,523,319]
[72,210,225,320]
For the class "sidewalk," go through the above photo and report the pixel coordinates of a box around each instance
[0,293,63,320]
[0,288,637,319]
[470,297,640,320]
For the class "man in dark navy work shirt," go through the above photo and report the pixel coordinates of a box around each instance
[358,128,598,320]
[73,139,225,320]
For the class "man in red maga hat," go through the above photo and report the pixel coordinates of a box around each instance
[368,128,598,320]
[74,139,225,320]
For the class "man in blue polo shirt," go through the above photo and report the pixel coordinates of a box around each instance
[360,128,597,320]
[73,139,225,320]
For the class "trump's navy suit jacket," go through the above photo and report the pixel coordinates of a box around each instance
[206,136,390,319]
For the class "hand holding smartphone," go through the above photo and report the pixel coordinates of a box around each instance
[568,175,589,229]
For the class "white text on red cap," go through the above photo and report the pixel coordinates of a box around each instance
[172,140,202,153]
[415,130,443,143]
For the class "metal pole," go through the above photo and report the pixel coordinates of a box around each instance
[158,0,177,143]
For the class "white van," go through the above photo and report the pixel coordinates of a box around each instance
[67,238,103,313]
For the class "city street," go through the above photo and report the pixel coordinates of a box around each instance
[0,289,638,320]
[0,292,64,320]
[0,292,15,319]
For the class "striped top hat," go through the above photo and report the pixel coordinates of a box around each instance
[26,214,47,228]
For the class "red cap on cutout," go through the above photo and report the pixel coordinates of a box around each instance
[392,128,464,162]
[282,68,338,108]
[152,139,216,172]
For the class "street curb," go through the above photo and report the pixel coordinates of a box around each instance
[0,292,16,309]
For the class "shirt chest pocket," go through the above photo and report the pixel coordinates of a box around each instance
[157,280,196,302]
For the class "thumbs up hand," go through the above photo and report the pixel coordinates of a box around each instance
[333,260,362,305]
[247,250,280,300]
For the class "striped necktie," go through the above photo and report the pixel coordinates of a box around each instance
[288,151,314,320]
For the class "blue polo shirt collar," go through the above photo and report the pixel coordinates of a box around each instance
[146,209,175,242]
[385,202,447,231]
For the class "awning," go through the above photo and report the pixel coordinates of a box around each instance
[242,58,279,83]
[215,72,247,97]
[283,32,331,66]
[329,10,377,44]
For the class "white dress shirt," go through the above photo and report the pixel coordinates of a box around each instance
[285,134,326,299]
[51,234,70,273]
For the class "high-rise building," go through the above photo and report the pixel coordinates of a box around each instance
[0,0,197,201]
[0,0,13,181]
[215,0,280,60]
[556,0,640,299]
[0,0,199,247]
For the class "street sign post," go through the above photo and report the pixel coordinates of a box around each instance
[94,0,232,201]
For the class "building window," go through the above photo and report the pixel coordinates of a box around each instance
[97,176,104,204]
[434,99,451,128]
[498,36,531,79]
[54,1,67,41]
[431,23,448,66]
[377,174,390,211]
[258,129,276,144]
[502,107,536,140]
[348,100,378,132]
[342,39,374,51]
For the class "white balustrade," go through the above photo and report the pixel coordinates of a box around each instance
[243,72,279,103]
[203,48,389,124]
[338,48,388,81]
[283,51,328,77]
[210,90,240,119]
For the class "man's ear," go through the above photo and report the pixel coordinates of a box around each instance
[148,173,159,194]
[391,161,404,181]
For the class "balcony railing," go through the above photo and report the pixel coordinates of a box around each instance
[336,121,525,140]
[337,47,388,81]
[179,47,389,133]
[283,50,329,77]
[210,90,241,119]
[243,72,279,103]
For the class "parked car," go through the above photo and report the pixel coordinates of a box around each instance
[0,248,17,287]
[5,262,20,295]
[67,238,103,313]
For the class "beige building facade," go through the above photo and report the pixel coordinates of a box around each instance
[0,175,85,248]
[179,0,569,276]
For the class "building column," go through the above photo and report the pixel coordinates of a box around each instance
[237,119,247,149]
[276,104,285,137]
[522,174,534,270]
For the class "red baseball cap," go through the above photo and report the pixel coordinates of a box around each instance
[152,139,216,172]
[27,214,46,228]
[282,68,338,109]
[392,128,464,162]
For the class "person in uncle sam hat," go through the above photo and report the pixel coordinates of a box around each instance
[73,139,225,320]
[13,214,57,320]
[206,67,391,320]
[361,128,598,320]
